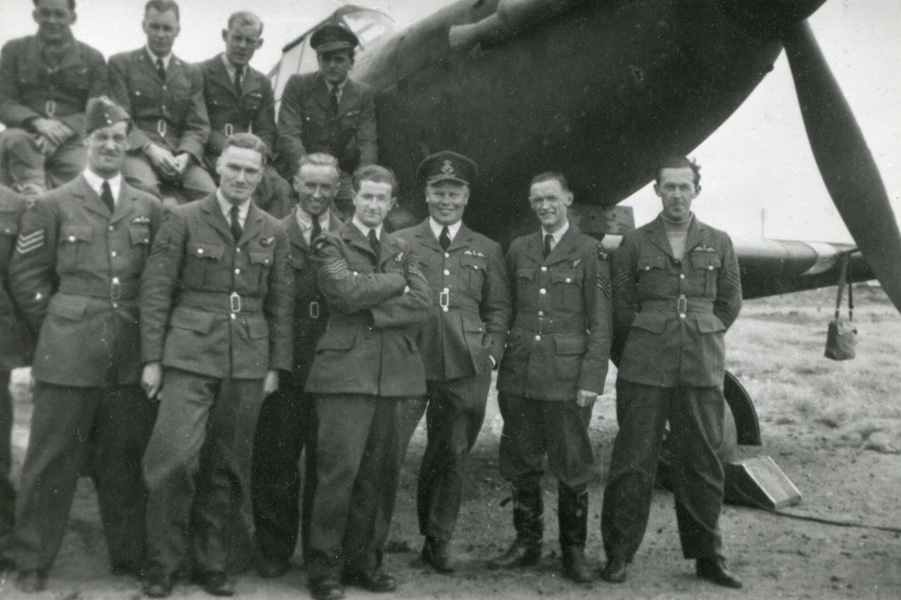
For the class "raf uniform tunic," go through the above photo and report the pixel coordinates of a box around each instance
[394,219,511,542]
[252,208,342,565]
[199,55,292,218]
[9,174,164,574]
[497,224,612,489]
[108,49,215,201]
[0,185,30,542]
[304,224,430,580]
[601,215,742,562]
[139,194,292,577]
[0,35,107,189]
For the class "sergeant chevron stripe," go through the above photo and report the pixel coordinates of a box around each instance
[16,229,44,254]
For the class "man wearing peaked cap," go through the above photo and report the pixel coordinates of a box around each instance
[277,22,377,217]
[395,151,510,573]
[9,94,164,593]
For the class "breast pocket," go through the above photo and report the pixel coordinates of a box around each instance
[248,247,275,292]
[185,242,224,286]
[515,267,536,299]
[58,225,93,273]
[0,212,19,260]
[127,223,151,262]
[459,254,487,293]
[550,266,583,312]
[690,253,721,297]
[636,252,667,297]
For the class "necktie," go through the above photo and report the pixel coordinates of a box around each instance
[156,57,166,82]
[311,217,322,243]
[234,66,243,97]
[230,205,242,242]
[101,180,115,214]
[368,229,380,263]
[543,233,554,258]
[439,226,451,251]
[329,85,340,118]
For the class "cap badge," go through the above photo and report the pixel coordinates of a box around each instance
[441,160,454,175]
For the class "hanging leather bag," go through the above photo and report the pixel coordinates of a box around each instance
[825,253,856,361]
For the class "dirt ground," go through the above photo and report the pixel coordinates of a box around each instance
[1,287,900,599]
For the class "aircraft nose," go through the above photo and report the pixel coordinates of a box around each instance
[716,0,827,39]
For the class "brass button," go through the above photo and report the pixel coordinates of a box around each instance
[534,335,541,341]
[539,288,546,295]
[540,266,547,272]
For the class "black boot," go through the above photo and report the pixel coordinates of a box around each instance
[490,483,543,568]
[558,486,592,583]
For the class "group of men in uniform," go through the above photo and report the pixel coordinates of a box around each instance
[0,0,749,599]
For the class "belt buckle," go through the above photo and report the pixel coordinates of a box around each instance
[157,119,167,138]
[45,100,56,117]
[439,288,449,310]
[677,295,687,314]
[224,123,234,136]
[110,278,121,301]
[309,301,320,319]
[230,291,242,313]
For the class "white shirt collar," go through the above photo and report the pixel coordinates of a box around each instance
[296,208,330,241]
[217,191,251,226]
[352,215,382,240]
[428,218,462,243]
[146,46,173,69]
[542,220,570,246]
[220,53,246,82]
[325,78,347,102]
[83,169,122,206]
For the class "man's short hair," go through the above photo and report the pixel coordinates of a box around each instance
[298,153,339,176]
[530,172,570,192]
[144,0,179,20]
[353,164,397,195]
[34,0,75,11]
[222,132,267,164]
[227,10,263,35]
[654,156,701,187]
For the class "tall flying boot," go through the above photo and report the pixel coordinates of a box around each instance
[558,486,592,583]
[490,482,543,568]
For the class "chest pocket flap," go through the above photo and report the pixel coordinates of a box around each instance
[460,254,487,271]
[128,224,151,246]
[638,253,666,272]
[691,253,721,271]
[188,242,224,260]
[0,212,19,237]
[550,268,583,286]
[61,225,92,244]
[516,267,535,281]
[250,248,274,266]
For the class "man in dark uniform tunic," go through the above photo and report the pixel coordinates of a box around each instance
[276,24,377,216]
[304,165,430,600]
[491,172,612,584]
[199,11,292,218]
[0,0,107,197]
[108,0,215,204]
[394,151,511,573]
[139,132,292,598]
[600,156,744,589]
[9,97,164,593]
[252,153,343,578]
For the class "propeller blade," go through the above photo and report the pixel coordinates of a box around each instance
[784,21,901,312]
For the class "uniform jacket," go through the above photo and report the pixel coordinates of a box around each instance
[0,185,33,371]
[612,215,742,387]
[281,208,343,388]
[108,48,210,164]
[304,224,431,397]
[497,224,612,401]
[277,71,377,178]
[140,194,293,380]
[9,175,164,386]
[0,35,107,134]
[200,55,277,161]
[394,219,511,381]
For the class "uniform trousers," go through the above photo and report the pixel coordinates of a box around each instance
[411,373,490,542]
[0,128,85,190]
[307,394,425,579]
[122,154,216,204]
[251,373,318,564]
[143,368,263,576]
[14,381,156,572]
[601,378,725,562]
[497,392,596,491]
[0,370,15,548]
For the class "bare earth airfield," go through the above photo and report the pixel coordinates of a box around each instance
[1,287,899,599]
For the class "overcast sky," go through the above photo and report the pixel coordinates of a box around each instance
[0,0,898,243]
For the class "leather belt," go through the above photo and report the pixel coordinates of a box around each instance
[176,290,262,313]
[57,277,138,300]
[514,313,584,334]
[641,296,714,314]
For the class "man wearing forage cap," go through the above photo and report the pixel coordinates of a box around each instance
[9,96,164,593]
